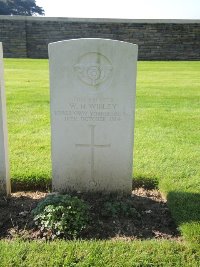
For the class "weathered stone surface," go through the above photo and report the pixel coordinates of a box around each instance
[49,38,138,194]
[0,43,10,196]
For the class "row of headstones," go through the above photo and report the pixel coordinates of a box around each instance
[0,39,138,197]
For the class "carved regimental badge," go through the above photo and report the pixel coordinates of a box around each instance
[74,52,113,88]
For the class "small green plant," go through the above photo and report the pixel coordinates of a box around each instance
[32,194,89,239]
[101,199,141,218]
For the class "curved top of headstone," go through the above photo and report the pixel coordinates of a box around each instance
[48,38,138,93]
[49,38,138,46]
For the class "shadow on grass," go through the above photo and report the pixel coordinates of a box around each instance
[132,176,159,190]
[11,178,52,192]
[11,176,159,193]
[167,191,200,225]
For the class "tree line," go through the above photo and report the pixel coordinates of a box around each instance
[0,0,44,16]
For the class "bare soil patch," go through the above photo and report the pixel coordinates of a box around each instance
[0,188,180,241]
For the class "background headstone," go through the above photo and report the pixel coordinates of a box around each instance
[0,43,10,196]
[49,38,138,194]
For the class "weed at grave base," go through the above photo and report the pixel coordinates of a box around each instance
[32,194,89,239]
[30,190,179,241]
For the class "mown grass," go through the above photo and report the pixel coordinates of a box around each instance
[2,59,200,264]
[5,59,51,189]
[0,240,199,267]
[134,61,200,245]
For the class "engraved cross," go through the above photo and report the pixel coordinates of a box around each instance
[75,125,110,182]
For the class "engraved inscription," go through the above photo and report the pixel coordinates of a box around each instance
[76,125,111,183]
[54,97,122,122]
[74,52,113,86]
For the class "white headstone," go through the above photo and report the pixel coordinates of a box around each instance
[0,43,10,196]
[49,38,137,194]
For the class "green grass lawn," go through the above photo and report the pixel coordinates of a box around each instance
[0,59,199,266]
[5,59,51,189]
[0,240,199,267]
